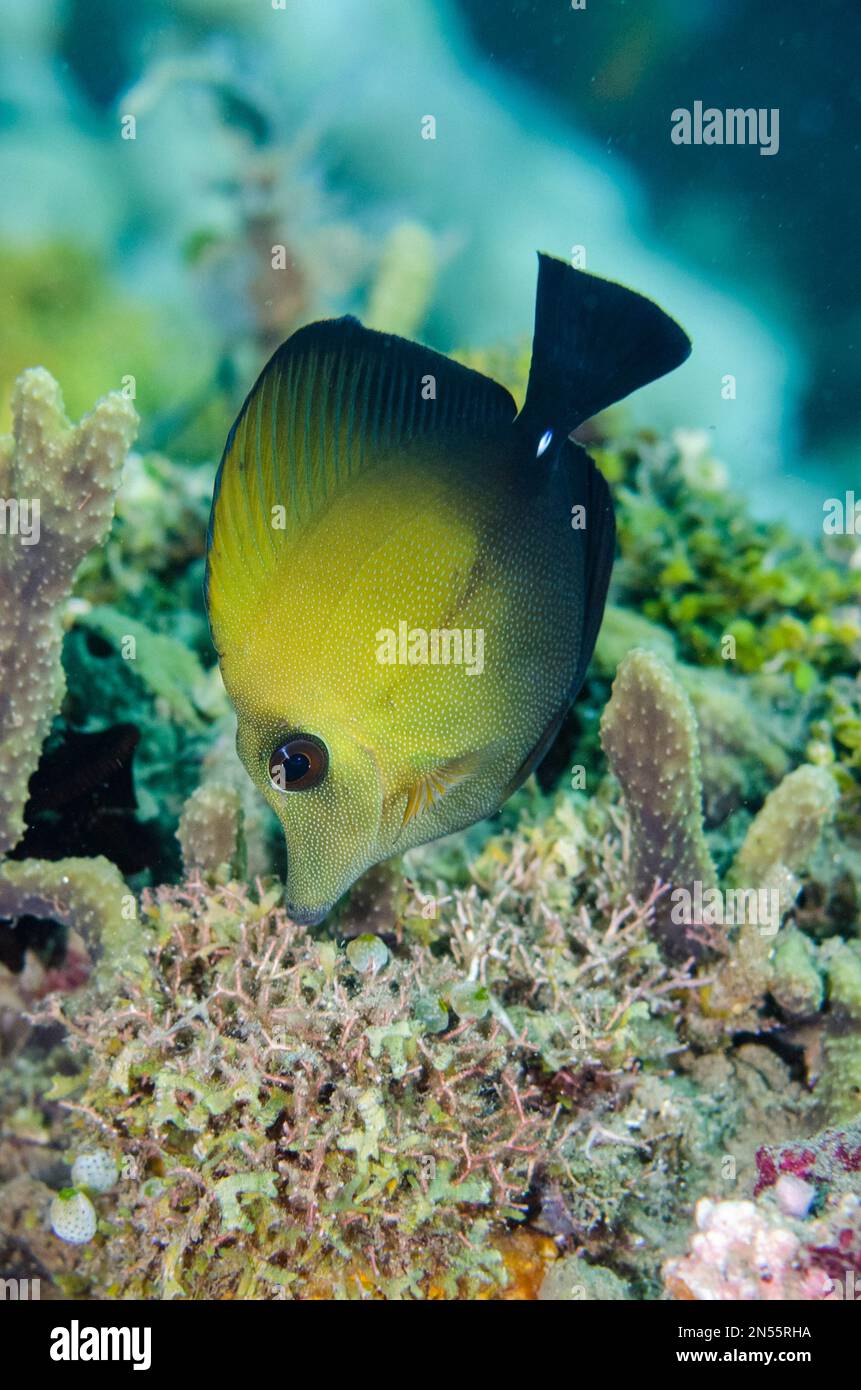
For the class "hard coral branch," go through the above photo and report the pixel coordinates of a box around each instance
[0,369,138,853]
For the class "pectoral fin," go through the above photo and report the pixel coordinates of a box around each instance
[399,747,500,830]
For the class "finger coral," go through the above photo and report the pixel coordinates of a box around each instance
[595,605,792,824]
[177,782,246,879]
[730,763,838,904]
[0,368,138,853]
[600,647,717,956]
[701,765,838,1032]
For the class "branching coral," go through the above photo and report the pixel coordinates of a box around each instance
[0,371,145,1035]
[0,368,138,853]
[605,427,861,859]
[595,639,847,1092]
[600,648,717,956]
[595,607,792,825]
[730,764,838,902]
[700,765,839,1034]
[177,783,245,879]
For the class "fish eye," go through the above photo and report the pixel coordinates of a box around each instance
[268,735,329,792]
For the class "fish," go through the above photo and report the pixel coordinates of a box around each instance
[205,252,691,924]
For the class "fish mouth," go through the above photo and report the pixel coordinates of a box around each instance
[285,901,331,927]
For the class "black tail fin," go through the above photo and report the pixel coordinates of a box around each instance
[519,253,691,443]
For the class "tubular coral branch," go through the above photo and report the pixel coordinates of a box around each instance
[0,368,138,853]
[599,648,717,957]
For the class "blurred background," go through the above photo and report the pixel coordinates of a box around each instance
[0,0,856,517]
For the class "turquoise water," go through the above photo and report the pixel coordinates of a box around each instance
[0,0,855,516]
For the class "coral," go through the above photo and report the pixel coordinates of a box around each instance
[818,940,861,1122]
[819,1032,861,1126]
[600,648,717,956]
[0,1,855,1307]
[76,451,214,603]
[595,606,791,824]
[679,763,837,1033]
[0,856,145,994]
[0,369,138,853]
[663,1198,834,1301]
[730,764,838,899]
[9,825,763,1300]
[769,926,823,1018]
[1,380,859,1301]
[594,639,840,1052]
[667,1123,861,1301]
[606,427,861,861]
[821,937,861,1015]
[177,783,245,879]
[196,715,282,880]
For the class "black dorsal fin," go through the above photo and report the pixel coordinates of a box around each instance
[518,254,691,444]
[206,316,517,644]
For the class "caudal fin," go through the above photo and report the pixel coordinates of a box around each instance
[519,253,691,443]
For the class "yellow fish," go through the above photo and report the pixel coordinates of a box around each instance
[206,253,690,923]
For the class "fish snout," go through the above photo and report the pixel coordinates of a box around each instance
[285,901,330,928]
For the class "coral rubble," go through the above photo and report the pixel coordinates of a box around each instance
[665,1123,861,1300]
